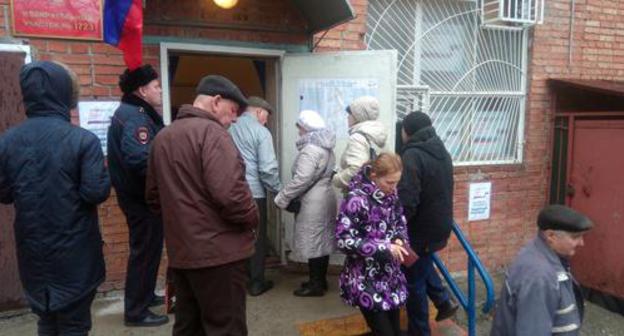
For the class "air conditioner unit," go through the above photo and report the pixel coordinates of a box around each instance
[481,0,544,28]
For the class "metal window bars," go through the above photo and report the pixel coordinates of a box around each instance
[367,0,529,165]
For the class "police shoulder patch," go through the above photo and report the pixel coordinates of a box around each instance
[136,126,150,145]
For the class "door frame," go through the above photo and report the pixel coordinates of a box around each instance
[159,42,288,263]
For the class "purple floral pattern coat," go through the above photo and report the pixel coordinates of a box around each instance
[336,166,410,311]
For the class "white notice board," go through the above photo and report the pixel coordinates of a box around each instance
[78,101,119,153]
[468,182,491,221]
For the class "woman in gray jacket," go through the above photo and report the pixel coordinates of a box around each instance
[275,110,337,297]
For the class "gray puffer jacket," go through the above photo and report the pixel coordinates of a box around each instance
[275,128,337,260]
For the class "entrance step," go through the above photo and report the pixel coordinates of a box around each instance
[297,305,466,336]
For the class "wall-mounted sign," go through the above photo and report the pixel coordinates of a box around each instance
[79,101,119,153]
[11,0,103,40]
[468,182,492,221]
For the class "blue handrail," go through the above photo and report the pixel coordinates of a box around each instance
[431,221,496,336]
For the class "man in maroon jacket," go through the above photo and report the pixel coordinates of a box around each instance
[146,75,258,336]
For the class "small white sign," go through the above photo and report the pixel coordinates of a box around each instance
[78,101,119,153]
[468,182,492,221]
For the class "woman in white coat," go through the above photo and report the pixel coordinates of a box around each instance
[275,110,337,297]
[332,96,388,193]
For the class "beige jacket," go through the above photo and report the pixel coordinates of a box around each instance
[332,120,388,191]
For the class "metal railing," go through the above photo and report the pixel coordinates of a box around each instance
[432,221,496,336]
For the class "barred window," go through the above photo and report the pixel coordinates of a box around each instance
[367,0,529,165]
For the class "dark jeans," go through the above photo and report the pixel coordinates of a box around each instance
[403,253,449,336]
[171,260,248,336]
[118,194,164,320]
[248,198,268,285]
[359,308,401,336]
[427,269,450,308]
[32,290,96,336]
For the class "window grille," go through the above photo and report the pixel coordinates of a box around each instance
[367,0,530,165]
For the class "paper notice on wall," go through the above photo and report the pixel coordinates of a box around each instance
[298,78,379,139]
[468,182,492,221]
[78,101,119,153]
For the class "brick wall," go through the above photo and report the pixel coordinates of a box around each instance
[1,0,619,293]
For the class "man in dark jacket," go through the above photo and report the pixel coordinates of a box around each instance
[146,75,258,336]
[107,64,168,327]
[0,61,110,336]
[398,112,458,336]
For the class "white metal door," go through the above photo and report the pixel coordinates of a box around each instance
[280,50,397,263]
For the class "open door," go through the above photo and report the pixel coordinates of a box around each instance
[280,50,397,263]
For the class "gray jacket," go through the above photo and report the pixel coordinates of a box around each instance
[229,112,282,198]
[491,235,584,336]
[275,129,337,260]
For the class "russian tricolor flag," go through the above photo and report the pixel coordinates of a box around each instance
[103,0,143,70]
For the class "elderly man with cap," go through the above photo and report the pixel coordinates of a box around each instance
[146,75,258,335]
[229,97,282,297]
[491,205,592,336]
[333,96,388,192]
[107,64,168,327]
[397,111,458,336]
[0,61,110,335]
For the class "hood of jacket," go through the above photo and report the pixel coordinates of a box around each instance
[402,126,450,160]
[20,61,73,121]
[297,128,336,151]
[349,120,388,148]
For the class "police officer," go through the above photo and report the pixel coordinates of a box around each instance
[107,64,168,327]
[490,205,592,336]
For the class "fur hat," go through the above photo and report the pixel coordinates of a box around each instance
[297,110,326,131]
[118,64,158,94]
[347,96,380,123]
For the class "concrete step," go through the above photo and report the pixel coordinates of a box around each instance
[297,306,466,336]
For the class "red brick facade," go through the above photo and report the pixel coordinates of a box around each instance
[0,0,619,292]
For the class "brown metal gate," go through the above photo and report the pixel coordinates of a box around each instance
[566,117,624,301]
[0,50,27,311]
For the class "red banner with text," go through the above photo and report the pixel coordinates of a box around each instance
[11,0,103,40]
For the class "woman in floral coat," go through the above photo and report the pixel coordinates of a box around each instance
[336,153,410,336]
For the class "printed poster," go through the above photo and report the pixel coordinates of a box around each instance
[298,78,379,139]
[468,182,491,221]
[78,101,119,153]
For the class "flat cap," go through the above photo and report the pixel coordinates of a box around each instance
[537,205,593,232]
[247,96,274,114]
[196,75,248,109]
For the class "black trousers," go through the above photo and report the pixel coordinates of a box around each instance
[248,198,268,285]
[360,308,402,336]
[171,260,248,336]
[33,290,96,336]
[118,194,164,320]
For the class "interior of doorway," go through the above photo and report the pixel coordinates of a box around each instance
[167,51,282,265]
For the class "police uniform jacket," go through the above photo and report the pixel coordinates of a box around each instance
[107,94,164,200]
[490,235,584,336]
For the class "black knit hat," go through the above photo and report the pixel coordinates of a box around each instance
[196,75,248,109]
[537,205,593,232]
[402,111,432,136]
[118,64,159,94]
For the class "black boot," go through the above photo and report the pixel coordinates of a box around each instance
[294,256,327,297]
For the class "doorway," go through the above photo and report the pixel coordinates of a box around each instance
[161,44,284,264]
